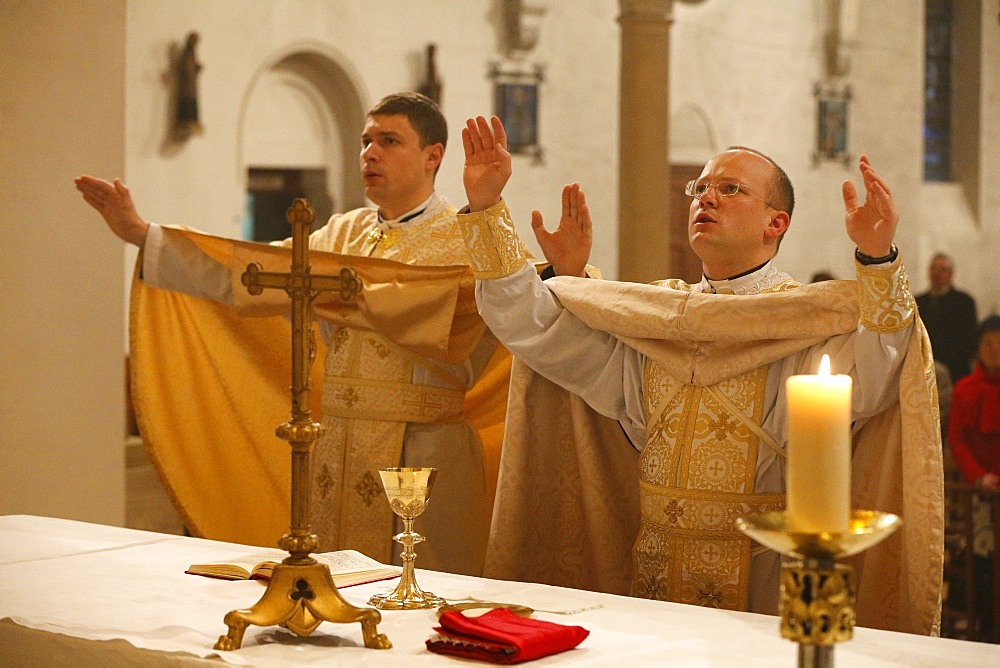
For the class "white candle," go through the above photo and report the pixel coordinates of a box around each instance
[785,354,852,534]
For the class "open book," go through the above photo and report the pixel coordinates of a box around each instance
[186,549,401,588]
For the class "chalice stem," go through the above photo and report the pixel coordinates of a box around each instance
[399,518,419,581]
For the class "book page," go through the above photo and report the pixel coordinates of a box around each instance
[187,548,400,585]
[313,549,391,574]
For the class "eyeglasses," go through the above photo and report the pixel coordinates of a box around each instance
[684,179,779,210]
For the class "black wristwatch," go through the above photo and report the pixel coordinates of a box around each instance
[855,244,898,266]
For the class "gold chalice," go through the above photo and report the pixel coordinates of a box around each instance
[368,467,446,610]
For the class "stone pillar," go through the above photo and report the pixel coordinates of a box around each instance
[617,0,672,282]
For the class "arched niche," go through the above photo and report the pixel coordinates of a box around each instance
[237,46,367,238]
[670,103,717,166]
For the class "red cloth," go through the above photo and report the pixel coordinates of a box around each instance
[426,608,589,664]
[948,364,1000,483]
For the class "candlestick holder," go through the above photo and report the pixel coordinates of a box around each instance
[735,510,900,668]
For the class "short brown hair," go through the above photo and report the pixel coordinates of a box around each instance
[368,92,447,149]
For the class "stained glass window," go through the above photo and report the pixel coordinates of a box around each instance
[924,0,952,182]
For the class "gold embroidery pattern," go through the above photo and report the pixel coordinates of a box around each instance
[355,470,383,507]
[662,498,684,524]
[691,577,728,607]
[379,228,399,250]
[713,264,799,295]
[325,376,465,424]
[456,200,529,279]
[372,206,470,265]
[304,202,474,562]
[301,201,468,266]
[366,339,391,359]
[633,358,781,611]
[632,491,786,608]
[316,464,335,500]
[335,386,360,409]
[330,327,349,356]
[856,258,915,334]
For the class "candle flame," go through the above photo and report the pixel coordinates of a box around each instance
[818,354,831,376]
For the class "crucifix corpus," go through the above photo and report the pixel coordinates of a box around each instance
[214,198,391,651]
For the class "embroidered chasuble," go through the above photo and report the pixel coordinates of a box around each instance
[634,275,793,609]
[293,204,484,562]
[459,200,944,636]
[130,206,510,567]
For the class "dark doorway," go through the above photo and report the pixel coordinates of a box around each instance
[246,168,333,242]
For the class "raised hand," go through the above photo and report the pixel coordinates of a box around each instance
[842,155,898,258]
[74,175,150,247]
[462,115,512,212]
[531,183,592,278]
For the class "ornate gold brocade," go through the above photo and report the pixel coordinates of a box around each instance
[456,200,530,279]
[484,252,942,634]
[633,338,785,610]
[855,257,915,334]
[305,202,476,561]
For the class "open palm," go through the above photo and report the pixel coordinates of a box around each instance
[462,116,512,212]
[842,154,898,258]
[531,183,592,277]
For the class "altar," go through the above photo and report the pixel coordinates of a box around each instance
[1,515,994,666]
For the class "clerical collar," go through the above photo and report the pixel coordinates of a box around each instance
[701,259,775,295]
[377,194,435,226]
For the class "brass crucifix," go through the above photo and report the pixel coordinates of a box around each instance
[214,198,390,651]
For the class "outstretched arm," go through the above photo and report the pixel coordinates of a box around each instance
[462,115,512,212]
[842,155,898,258]
[74,176,150,247]
[531,183,592,278]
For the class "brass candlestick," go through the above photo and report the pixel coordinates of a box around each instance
[736,510,901,668]
[214,199,390,651]
[368,467,446,610]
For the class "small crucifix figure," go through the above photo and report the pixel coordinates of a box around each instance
[215,198,390,652]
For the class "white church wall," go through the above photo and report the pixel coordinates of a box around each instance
[670,1,919,283]
[121,0,621,278]
[669,0,999,315]
[1,0,127,524]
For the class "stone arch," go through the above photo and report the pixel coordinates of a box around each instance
[670,103,717,166]
[237,44,368,221]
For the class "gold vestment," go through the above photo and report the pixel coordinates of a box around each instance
[459,200,943,635]
[130,212,509,563]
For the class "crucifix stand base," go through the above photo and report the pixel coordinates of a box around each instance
[214,558,391,651]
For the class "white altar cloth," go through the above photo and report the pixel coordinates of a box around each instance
[1,515,995,666]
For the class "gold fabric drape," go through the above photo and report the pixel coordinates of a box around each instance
[129,231,509,548]
[486,277,943,636]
